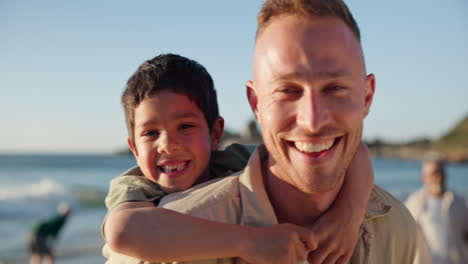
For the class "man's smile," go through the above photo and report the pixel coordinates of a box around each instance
[287,137,342,159]
[294,139,334,153]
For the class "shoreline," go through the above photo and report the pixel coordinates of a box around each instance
[369,146,468,164]
[0,242,105,264]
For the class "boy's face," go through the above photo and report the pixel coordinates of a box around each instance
[128,90,223,193]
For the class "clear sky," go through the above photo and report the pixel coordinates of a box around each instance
[1,0,467,153]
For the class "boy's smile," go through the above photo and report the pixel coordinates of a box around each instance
[158,160,190,174]
[128,90,221,193]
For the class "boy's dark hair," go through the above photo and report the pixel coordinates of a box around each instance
[122,54,219,146]
[256,0,360,42]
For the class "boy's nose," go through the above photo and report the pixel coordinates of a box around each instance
[157,133,181,153]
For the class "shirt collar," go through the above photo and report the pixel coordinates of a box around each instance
[365,186,392,220]
[238,145,279,227]
[237,144,392,225]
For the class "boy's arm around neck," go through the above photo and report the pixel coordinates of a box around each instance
[104,201,248,262]
[104,200,322,263]
[105,201,318,263]
[307,143,374,263]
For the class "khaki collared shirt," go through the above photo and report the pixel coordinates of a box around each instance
[104,145,417,264]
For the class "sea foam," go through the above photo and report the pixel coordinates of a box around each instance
[0,178,75,217]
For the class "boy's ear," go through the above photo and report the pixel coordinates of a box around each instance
[210,117,224,151]
[246,81,259,122]
[127,137,138,157]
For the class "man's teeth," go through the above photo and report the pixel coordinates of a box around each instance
[294,140,334,153]
[161,163,186,173]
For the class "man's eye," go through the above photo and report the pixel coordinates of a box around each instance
[280,87,301,94]
[143,130,159,137]
[325,85,346,93]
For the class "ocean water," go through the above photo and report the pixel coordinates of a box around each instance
[0,154,136,263]
[0,154,467,263]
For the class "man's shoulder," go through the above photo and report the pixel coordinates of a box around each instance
[367,185,418,243]
[405,188,425,204]
[449,189,468,209]
[159,173,242,216]
[365,185,418,263]
[370,185,416,226]
[450,189,466,201]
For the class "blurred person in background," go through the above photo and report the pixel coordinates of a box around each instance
[406,160,468,264]
[28,202,71,264]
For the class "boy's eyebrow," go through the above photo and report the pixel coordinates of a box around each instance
[172,112,201,120]
[136,112,201,128]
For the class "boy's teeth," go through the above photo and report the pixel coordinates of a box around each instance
[161,163,186,173]
[294,140,334,153]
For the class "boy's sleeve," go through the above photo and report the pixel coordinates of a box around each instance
[209,143,256,178]
[105,166,167,210]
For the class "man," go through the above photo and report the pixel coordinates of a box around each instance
[159,0,416,263]
[105,0,417,263]
[406,160,468,264]
[28,202,71,264]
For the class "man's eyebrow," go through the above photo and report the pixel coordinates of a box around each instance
[272,70,348,83]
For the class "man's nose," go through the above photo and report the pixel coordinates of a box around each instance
[157,133,181,153]
[296,94,329,133]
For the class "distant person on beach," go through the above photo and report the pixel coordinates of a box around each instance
[28,202,71,264]
[102,53,374,263]
[405,160,468,264]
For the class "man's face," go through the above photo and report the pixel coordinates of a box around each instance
[422,162,445,195]
[247,16,375,194]
[129,91,222,193]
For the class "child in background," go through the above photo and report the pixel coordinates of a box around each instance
[28,202,71,264]
[102,53,374,263]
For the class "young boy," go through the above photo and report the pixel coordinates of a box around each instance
[102,53,374,263]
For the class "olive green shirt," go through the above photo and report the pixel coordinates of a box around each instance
[103,145,417,264]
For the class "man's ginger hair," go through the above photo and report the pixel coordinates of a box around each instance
[256,0,361,42]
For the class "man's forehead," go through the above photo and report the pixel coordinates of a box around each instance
[255,15,360,53]
[253,15,365,80]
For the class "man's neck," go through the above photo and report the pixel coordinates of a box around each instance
[263,159,343,226]
[426,185,446,198]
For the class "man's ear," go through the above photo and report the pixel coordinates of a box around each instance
[127,137,138,157]
[210,117,224,151]
[246,80,260,122]
[363,73,376,117]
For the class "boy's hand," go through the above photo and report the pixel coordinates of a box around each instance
[241,224,317,264]
[307,143,374,264]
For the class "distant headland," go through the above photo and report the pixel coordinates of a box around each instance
[366,115,468,163]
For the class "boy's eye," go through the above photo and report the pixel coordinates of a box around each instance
[179,123,195,130]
